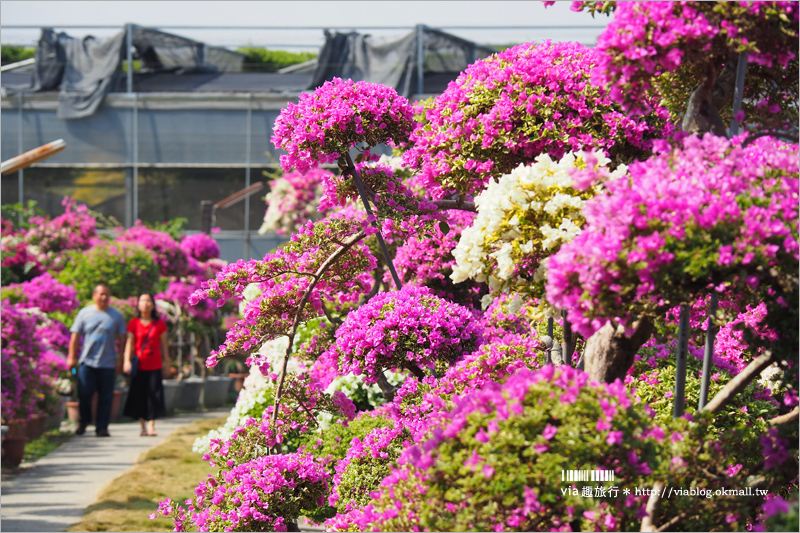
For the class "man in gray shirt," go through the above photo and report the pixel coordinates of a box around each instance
[67,283,127,437]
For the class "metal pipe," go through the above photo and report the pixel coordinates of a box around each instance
[730,52,749,137]
[698,294,719,409]
[2,24,609,30]
[17,93,23,206]
[125,168,133,228]
[133,92,139,222]
[244,93,253,259]
[1,58,36,72]
[416,24,425,96]
[2,139,66,175]
[673,304,690,418]
[126,23,134,94]
[561,309,573,367]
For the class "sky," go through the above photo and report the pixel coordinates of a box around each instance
[1,1,610,51]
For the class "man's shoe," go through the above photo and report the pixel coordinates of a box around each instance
[96,429,111,437]
[75,425,87,435]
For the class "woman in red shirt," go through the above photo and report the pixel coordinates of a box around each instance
[122,293,170,436]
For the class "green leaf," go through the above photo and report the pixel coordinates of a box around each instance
[354,153,364,164]
[439,221,451,235]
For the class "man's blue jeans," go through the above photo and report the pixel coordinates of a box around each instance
[77,364,116,431]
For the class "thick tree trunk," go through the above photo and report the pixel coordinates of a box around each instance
[582,318,655,384]
[682,62,728,136]
[376,371,398,402]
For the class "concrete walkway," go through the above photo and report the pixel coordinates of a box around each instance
[0,408,231,532]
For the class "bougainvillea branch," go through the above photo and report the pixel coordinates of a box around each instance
[270,229,367,429]
[343,152,402,290]
[702,352,776,416]
[770,406,799,427]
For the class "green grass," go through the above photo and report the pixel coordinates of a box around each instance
[25,428,74,462]
[67,415,226,532]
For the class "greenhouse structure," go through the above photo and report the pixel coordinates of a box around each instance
[0,24,495,262]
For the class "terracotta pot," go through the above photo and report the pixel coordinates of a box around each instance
[2,435,28,467]
[228,373,248,393]
[6,419,27,438]
[24,414,46,441]
[66,401,80,425]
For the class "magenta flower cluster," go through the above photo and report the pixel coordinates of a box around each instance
[179,232,220,263]
[390,209,476,295]
[4,273,80,315]
[169,453,330,532]
[546,134,799,338]
[1,302,61,421]
[24,197,98,258]
[117,223,190,278]
[158,280,218,326]
[586,1,799,113]
[402,40,669,199]
[271,78,415,174]
[329,285,481,383]
[664,296,779,375]
[352,365,661,532]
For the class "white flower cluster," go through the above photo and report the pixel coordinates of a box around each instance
[192,362,273,454]
[192,337,299,454]
[258,175,325,236]
[452,151,625,310]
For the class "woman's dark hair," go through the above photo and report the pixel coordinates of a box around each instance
[134,293,160,321]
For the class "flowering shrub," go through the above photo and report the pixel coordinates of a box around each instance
[179,232,220,262]
[192,217,376,365]
[117,222,189,278]
[662,295,780,375]
[299,408,396,465]
[452,151,625,312]
[157,453,330,532]
[627,340,778,446]
[1,303,59,421]
[328,426,408,513]
[546,134,799,341]
[359,366,661,531]
[259,169,329,235]
[1,273,80,315]
[329,285,481,383]
[57,240,160,299]
[272,78,415,174]
[402,40,669,200]
[23,197,98,269]
[576,1,799,127]
[160,25,799,531]
[0,233,43,286]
